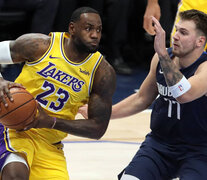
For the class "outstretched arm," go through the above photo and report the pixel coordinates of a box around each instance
[111,53,159,119]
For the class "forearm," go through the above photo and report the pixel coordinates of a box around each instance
[147,0,158,5]
[111,93,148,119]
[159,54,191,99]
[159,54,183,86]
[53,118,109,140]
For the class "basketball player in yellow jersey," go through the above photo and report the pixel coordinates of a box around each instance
[0,7,116,180]
[144,0,207,50]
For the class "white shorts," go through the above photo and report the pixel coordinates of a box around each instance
[1,153,28,172]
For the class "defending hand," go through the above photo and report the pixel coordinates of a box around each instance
[78,104,88,119]
[151,16,167,57]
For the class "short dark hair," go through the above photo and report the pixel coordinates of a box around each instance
[179,9,207,39]
[70,7,99,23]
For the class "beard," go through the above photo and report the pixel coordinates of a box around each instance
[74,37,99,54]
[172,44,196,57]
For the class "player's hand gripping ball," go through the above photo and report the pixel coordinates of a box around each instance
[0,87,37,130]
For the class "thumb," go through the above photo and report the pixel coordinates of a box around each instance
[36,101,43,112]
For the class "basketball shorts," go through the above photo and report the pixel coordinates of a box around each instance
[118,134,207,180]
[0,126,69,180]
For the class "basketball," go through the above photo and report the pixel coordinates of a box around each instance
[0,87,37,130]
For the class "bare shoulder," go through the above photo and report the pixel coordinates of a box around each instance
[10,33,51,62]
[99,57,116,76]
[195,61,207,74]
[93,57,116,97]
[147,52,159,75]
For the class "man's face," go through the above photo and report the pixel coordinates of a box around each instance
[71,13,102,53]
[172,20,199,57]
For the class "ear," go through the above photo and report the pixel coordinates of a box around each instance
[196,36,206,47]
[69,22,75,35]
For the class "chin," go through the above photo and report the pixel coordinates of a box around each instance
[172,48,179,56]
[90,49,98,53]
[89,46,99,53]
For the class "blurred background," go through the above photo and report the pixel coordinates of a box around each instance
[0,0,179,104]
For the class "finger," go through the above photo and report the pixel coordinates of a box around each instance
[7,83,25,102]
[151,16,158,25]
[143,17,155,35]
[5,86,13,102]
[9,83,25,89]
[36,102,43,112]
[151,16,163,31]
[0,94,8,107]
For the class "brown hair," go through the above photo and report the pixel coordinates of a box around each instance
[179,9,207,39]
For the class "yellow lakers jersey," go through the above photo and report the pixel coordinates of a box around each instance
[178,0,207,14]
[15,32,103,142]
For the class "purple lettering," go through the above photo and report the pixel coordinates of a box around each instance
[37,62,56,77]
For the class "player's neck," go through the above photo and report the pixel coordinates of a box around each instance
[64,38,89,63]
[176,49,204,69]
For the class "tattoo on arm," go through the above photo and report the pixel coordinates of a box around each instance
[96,62,116,96]
[159,54,183,86]
[11,34,50,62]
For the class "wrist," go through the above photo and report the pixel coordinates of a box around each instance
[169,76,191,98]
[158,50,168,59]
[51,117,57,129]
[148,0,158,4]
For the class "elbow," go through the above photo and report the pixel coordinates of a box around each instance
[91,132,104,140]
[175,93,192,104]
[93,127,107,140]
[93,122,108,140]
[176,99,187,104]
[94,134,103,140]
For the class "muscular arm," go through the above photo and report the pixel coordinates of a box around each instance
[0,33,50,105]
[10,33,50,63]
[49,59,116,139]
[159,54,183,86]
[111,54,159,119]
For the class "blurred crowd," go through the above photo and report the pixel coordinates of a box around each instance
[0,0,179,79]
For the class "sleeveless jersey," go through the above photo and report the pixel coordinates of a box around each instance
[14,32,103,143]
[151,48,207,145]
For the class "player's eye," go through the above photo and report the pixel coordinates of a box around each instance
[180,31,187,35]
[97,28,102,33]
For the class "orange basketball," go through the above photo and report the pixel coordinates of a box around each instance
[0,87,37,130]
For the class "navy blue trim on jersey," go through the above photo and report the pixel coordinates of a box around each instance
[0,124,15,171]
[26,33,55,65]
[60,33,93,66]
